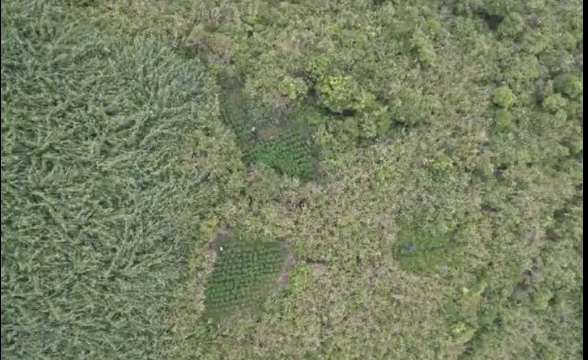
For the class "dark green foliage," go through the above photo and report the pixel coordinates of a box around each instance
[1,2,216,359]
[203,235,286,323]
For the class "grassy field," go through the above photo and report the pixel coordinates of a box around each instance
[1,0,583,359]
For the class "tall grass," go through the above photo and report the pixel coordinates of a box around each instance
[1,1,213,359]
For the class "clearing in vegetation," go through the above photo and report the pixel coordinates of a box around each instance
[1,0,583,360]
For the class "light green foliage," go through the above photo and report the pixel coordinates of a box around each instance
[430,154,455,173]
[565,138,583,156]
[452,322,478,344]
[390,89,432,126]
[492,87,517,108]
[203,235,285,323]
[412,30,438,66]
[494,109,514,131]
[555,32,579,52]
[1,1,223,359]
[532,289,554,311]
[316,75,375,114]
[541,347,563,360]
[305,54,332,82]
[498,12,525,38]
[279,76,308,101]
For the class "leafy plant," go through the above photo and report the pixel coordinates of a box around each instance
[494,109,514,131]
[279,76,308,101]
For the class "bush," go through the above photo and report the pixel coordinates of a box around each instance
[492,87,517,108]
[531,289,554,311]
[279,76,308,101]
[556,74,583,99]
[316,75,376,114]
[412,30,438,66]
[542,94,568,113]
[498,12,525,38]
[390,89,431,126]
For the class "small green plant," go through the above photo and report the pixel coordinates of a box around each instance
[492,87,516,108]
[430,154,455,173]
[555,32,578,52]
[305,54,332,81]
[412,30,437,66]
[540,346,562,360]
[452,322,478,344]
[498,12,525,38]
[390,89,430,126]
[245,127,317,180]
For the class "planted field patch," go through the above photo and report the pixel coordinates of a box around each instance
[203,235,287,323]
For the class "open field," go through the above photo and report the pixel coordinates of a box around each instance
[1,0,583,359]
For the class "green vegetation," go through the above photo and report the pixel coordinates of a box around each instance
[1,0,583,359]
[492,87,517,108]
[0,1,228,359]
[203,234,286,323]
